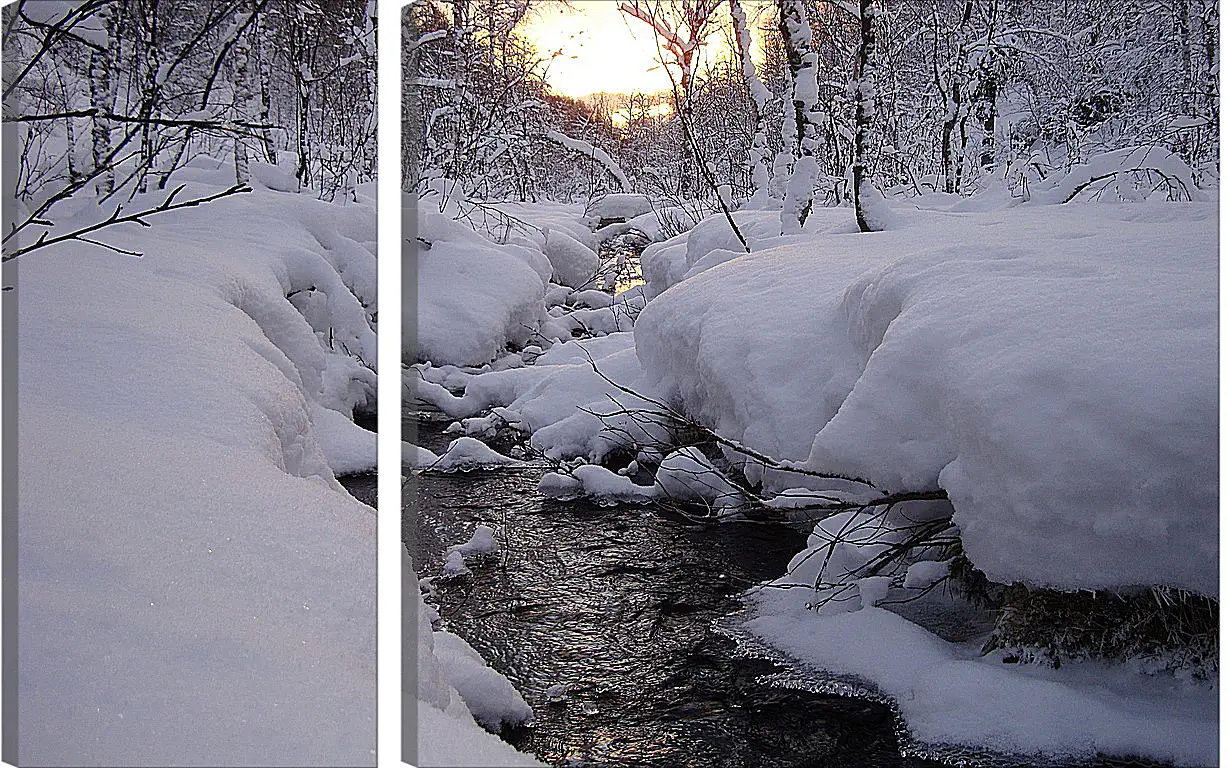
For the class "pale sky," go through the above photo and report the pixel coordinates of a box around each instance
[521,1,768,100]
[523,2,677,98]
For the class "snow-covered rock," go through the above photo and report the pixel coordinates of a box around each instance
[584,193,653,226]
[539,465,660,505]
[430,437,522,471]
[448,524,501,559]
[543,228,600,289]
[654,447,745,513]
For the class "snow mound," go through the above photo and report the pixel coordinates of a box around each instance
[414,333,668,464]
[640,207,852,297]
[584,193,653,225]
[637,202,1217,595]
[539,465,660,505]
[430,437,522,471]
[491,200,597,250]
[448,524,501,559]
[655,447,745,513]
[543,228,600,289]
[411,209,548,365]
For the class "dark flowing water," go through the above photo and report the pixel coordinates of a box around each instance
[406,417,948,768]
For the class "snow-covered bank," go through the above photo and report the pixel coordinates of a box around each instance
[16,161,377,765]
[636,201,1217,596]
[410,548,543,767]
[742,605,1217,766]
[630,199,1218,764]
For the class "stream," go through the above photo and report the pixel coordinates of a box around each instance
[376,226,1191,768]
[405,416,948,768]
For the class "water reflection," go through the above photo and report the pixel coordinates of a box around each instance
[408,420,944,768]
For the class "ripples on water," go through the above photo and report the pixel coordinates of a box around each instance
[405,419,948,768]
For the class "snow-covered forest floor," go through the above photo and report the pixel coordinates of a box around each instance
[407,182,1217,766]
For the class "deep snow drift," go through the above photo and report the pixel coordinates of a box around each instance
[16,158,377,765]
[636,202,1217,596]
[411,190,1217,765]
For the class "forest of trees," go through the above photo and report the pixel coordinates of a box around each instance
[404,0,1218,227]
[4,0,377,261]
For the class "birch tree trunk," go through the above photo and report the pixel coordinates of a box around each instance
[853,0,878,232]
[88,3,116,198]
[137,0,162,195]
[232,32,254,185]
[778,0,822,233]
[256,7,277,164]
[729,0,772,198]
[941,0,975,194]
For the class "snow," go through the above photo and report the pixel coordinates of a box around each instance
[441,549,471,578]
[542,227,600,289]
[593,204,696,242]
[407,177,1216,765]
[636,201,1217,596]
[903,559,951,590]
[414,332,668,466]
[544,130,632,192]
[490,200,598,251]
[639,207,852,297]
[312,403,378,475]
[584,193,654,225]
[409,551,544,766]
[430,630,534,731]
[448,524,501,559]
[623,197,1218,764]
[539,464,660,505]
[781,155,819,234]
[568,288,614,309]
[415,705,545,767]
[429,437,523,471]
[404,441,442,468]
[1029,145,1202,204]
[743,604,1218,766]
[411,207,549,365]
[654,447,745,513]
[16,163,376,765]
[21,1,109,47]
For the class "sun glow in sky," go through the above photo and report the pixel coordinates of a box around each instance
[521,1,771,100]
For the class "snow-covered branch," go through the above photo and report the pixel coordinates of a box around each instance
[544,129,633,192]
